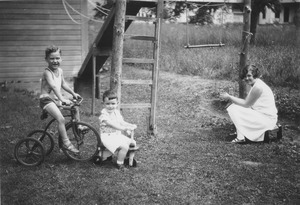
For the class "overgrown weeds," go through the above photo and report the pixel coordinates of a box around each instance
[124,22,300,87]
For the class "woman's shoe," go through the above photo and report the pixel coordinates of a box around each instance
[231,138,246,144]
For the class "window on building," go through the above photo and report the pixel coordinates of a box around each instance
[284,7,289,22]
[275,11,280,18]
[232,4,243,12]
[262,8,266,19]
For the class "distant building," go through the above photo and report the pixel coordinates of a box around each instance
[139,0,300,25]
[259,1,299,24]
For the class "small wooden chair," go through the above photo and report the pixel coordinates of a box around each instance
[264,124,283,143]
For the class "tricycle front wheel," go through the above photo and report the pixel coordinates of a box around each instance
[62,122,100,161]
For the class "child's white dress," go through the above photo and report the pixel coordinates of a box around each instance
[99,108,135,154]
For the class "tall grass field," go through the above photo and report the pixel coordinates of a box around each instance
[124,22,300,88]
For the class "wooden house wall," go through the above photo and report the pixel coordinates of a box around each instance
[0,0,88,82]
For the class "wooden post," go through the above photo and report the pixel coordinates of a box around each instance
[92,45,96,115]
[96,74,100,99]
[148,1,163,136]
[239,0,251,98]
[295,4,300,47]
[80,0,88,63]
[110,0,126,103]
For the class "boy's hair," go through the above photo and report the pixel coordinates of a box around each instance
[240,64,261,79]
[45,45,62,59]
[102,90,118,102]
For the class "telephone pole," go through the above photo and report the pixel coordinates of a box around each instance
[239,0,251,98]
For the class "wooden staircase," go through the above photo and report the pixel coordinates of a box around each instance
[77,1,157,79]
[77,0,162,135]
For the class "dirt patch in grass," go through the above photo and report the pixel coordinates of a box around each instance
[1,67,300,205]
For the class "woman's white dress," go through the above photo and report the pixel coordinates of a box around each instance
[227,79,278,142]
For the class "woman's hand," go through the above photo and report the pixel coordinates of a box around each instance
[220,92,230,101]
[130,124,137,130]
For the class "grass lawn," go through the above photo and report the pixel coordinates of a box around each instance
[1,68,300,205]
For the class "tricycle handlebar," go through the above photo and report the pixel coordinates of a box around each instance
[61,97,83,109]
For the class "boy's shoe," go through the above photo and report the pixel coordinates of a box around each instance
[128,146,139,151]
[62,143,79,153]
[124,158,137,167]
[92,155,102,165]
[78,125,88,130]
[103,156,113,162]
[78,125,89,134]
[93,155,113,165]
[116,163,126,170]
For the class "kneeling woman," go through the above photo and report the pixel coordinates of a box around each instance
[220,64,278,143]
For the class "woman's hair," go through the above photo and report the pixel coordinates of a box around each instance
[45,45,61,59]
[102,90,118,102]
[240,64,261,79]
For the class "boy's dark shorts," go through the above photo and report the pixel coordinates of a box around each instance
[39,97,55,110]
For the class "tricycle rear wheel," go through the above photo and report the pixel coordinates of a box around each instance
[14,138,45,166]
[27,130,54,156]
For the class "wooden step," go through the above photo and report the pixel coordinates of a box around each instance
[232,12,244,15]
[120,103,151,109]
[125,15,157,22]
[121,79,153,85]
[93,47,112,56]
[124,34,155,41]
[123,58,155,64]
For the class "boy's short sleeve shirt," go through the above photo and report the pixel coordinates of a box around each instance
[99,109,124,134]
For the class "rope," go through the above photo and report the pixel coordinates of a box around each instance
[184,0,227,47]
[219,0,226,44]
[62,0,104,24]
[87,0,109,16]
[240,31,253,53]
[185,0,189,47]
[62,0,80,24]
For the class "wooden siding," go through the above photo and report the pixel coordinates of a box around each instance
[0,0,88,82]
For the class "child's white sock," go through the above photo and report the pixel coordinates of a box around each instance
[62,138,71,146]
[116,160,123,165]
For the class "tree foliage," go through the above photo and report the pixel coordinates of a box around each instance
[170,2,218,25]
[93,0,114,19]
[250,0,282,44]
[93,0,283,43]
[169,1,282,43]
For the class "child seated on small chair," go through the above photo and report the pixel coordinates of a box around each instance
[96,90,137,169]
